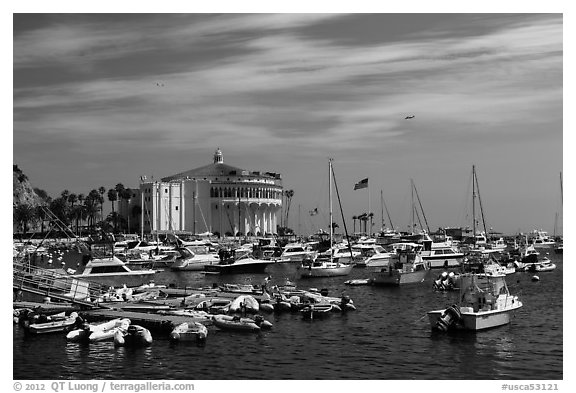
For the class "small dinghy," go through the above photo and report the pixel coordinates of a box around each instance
[229,295,260,314]
[259,303,275,313]
[26,312,79,334]
[114,324,153,347]
[67,318,131,343]
[212,315,272,332]
[300,303,333,320]
[169,322,208,342]
[344,279,373,286]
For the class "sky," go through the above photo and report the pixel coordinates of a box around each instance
[11,10,565,236]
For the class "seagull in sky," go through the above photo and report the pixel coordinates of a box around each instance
[405,115,415,119]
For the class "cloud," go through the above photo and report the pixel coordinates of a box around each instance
[14,14,562,157]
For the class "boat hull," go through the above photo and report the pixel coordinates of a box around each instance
[204,261,272,274]
[373,269,429,286]
[71,271,156,288]
[299,264,353,278]
[428,302,522,331]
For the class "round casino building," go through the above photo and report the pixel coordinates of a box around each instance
[136,148,283,237]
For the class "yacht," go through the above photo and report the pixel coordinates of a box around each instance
[530,230,556,248]
[171,246,220,271]
[280,243,317,263]
[71,255,156,288]
[371,249,430,285]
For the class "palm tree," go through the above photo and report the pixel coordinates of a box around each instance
[98,186,106,222]
[77,194,85,233]
[107,189,118,232]
[14,204,37,235]
[85,190,101,230]
[60,189,70,203]
[121,188,133,233]
[35,205,47,234]
[284,189,294,228]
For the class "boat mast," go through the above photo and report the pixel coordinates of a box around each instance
[472,165,476,245]
[382,191,395,231]
[332,160,355,265]
[329,158,333,262]
[380,190,384,230]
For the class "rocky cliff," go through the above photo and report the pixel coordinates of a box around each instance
[13,165,43,207]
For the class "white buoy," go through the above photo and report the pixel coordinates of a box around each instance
[532,275,540,282]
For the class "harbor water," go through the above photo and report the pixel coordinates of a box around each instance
[13,252,563,380]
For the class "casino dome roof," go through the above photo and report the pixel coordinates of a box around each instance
[161,162,248,181]
[160,148,281,182]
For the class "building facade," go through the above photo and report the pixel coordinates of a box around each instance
[121,149,283,236]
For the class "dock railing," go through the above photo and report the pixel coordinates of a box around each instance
[13,260,109,308]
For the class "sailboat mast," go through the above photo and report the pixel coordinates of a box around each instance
[381,190,384,229]
[472,165,476,244]
[329,158,333,255]
[411,179,415,234]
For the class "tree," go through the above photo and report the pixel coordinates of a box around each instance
[34,188,52,204]
[14,204,36,235]
[35,205,47,234]
[121,188,133,233]
[107,189,118,232]
[98,186,106,221]
[85,190,101,230]
[284,189,294,228]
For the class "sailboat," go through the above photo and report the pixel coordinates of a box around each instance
[299,159,353,278]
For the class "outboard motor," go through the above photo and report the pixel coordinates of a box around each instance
[434,304,462,332]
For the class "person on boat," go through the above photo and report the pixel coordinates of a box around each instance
[262,276,271,293]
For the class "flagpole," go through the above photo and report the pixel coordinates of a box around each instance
[368,182,371,236]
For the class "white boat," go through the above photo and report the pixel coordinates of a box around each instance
[66,318,131,343]
[212,315,272,331]
[523,258,557,272]
[371,249,430,285]
[428,273,522,331]
[530,230,556,248]
[170,246,220,271]
[169,322,208,342]
[114,324,153,346]
[352,243,394,267]
[26,312,79,334]
[280,243,317,263]
[229,295,260,314]
[71,255,156,288]
[204,250,274,274]
[297,159,352,278]
[420,236,464,268]
[322,245,361,264]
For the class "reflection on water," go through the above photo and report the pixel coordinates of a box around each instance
[14,253,563,380]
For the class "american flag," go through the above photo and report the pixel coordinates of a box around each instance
[354,178,368,190]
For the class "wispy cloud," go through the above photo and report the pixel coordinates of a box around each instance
[14,14,562,155]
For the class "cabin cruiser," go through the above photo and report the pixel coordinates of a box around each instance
[70,255,156,288]
[280,243,317,263]
[530,230,556,248]
[371,248,430,285]
[204,248,274,274]
[170,246,220,271]
[355,244,396,268]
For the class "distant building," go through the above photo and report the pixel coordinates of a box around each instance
[119,148,283,236]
